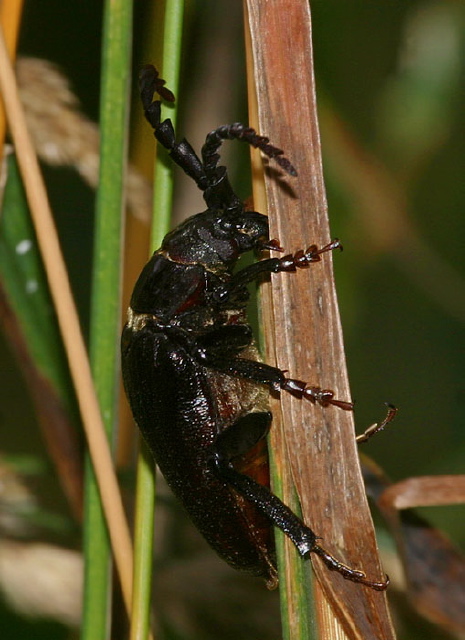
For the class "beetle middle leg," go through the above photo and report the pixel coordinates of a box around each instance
[196,326,397,439]
[194,330,353,411]
[211,419,388,590]
[355,403,398,444]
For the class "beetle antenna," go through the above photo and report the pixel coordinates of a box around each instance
[139,65,208,188]
[202,124,297,178]
[140,65,297,199]
[140,64,175,108]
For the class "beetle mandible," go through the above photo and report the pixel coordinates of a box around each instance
[121,65,388,590]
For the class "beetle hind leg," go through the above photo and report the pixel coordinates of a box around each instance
[212,456,389,590]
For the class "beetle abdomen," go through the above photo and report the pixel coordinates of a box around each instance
[121,322,277,586]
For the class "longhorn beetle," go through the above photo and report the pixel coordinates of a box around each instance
[122,65,392,590]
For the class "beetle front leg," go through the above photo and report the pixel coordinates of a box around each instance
[212,240,342,303]
[211,455,388,590]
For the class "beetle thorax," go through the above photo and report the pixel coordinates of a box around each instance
[162,211,238,269]
[162,209,269,271]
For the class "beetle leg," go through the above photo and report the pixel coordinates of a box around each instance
[275,240,343,270]
[212,457,389,590]
[195,324,253,357]
[356,403,398,444]
[195,349,353,411]
[212,258,284,303]
[214,412,272,461]
[212,241,342,303]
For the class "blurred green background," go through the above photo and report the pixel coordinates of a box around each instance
[0,0,464,638]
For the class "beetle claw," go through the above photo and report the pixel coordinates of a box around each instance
[312,544,390,591]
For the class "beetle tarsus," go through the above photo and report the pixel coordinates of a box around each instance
[273,239,342,272]
[281,378,354,411]
[356,403,398,444]
[311,544,390,591]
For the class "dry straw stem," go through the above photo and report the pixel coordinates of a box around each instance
[0,26,134,615]
[0,0,23,152]
[244,1,396,639]
[380,475,465,511]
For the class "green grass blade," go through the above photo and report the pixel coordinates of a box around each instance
[0,153,75,410]
[130,441,156,640]
[269,445,316,640]
[150,0,185,252]
[0,152,85,518]
[130,2,185,638]
[81,2,133,638]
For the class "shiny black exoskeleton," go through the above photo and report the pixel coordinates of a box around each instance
[121,65,388,590]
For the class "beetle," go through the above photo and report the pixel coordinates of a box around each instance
[121,64,389,590]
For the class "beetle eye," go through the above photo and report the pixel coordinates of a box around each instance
[219,219,233,231]
[236,223,256,237]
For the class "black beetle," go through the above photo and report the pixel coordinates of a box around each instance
[121,65,388,590]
